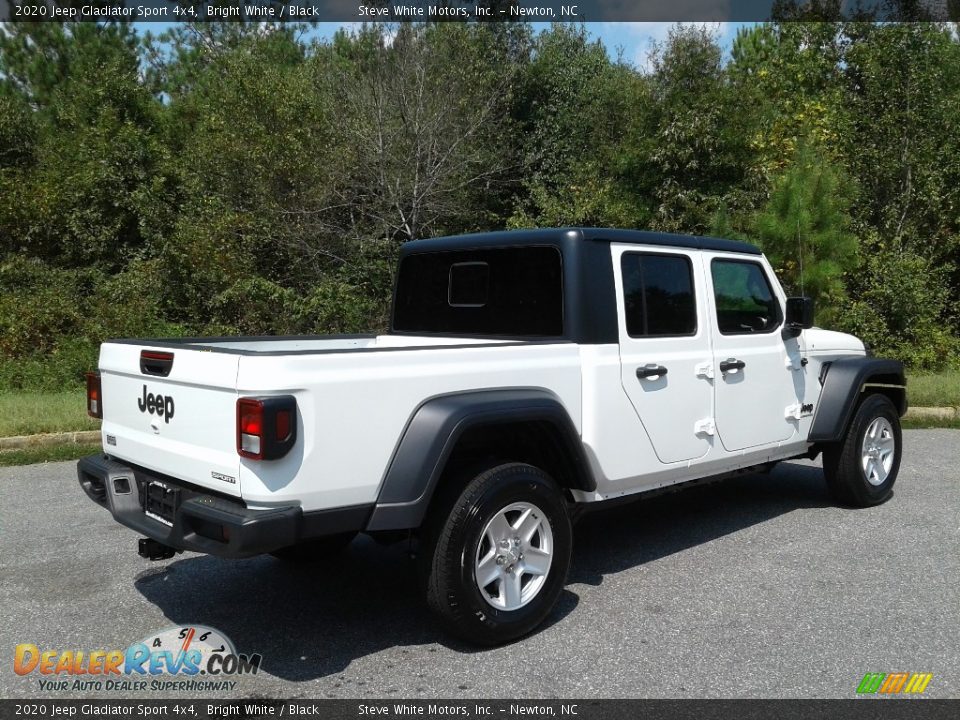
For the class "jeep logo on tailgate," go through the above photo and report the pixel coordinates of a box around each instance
[138,385,175,423]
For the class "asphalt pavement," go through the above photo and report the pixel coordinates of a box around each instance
[2,430,958,699]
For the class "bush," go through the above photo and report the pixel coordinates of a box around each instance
[0,338,99,393]
[0,243,398,392]
[838,248,960,370]
[208,277,300,336]
[0,255,185,391]
[293,279,387,335]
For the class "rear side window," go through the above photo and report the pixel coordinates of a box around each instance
[710,259,782,334]
[393,246,563,337]
[621,253,697,337]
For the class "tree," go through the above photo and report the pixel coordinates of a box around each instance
[728,22,846,195]
[632,24,748,234]
[509,24,648,228]
[0,22,138,110]
[841,23,960,254]
[153,23,343,328]
[754,144,856,324]
[332,23,517,243]
[0,21,166,270]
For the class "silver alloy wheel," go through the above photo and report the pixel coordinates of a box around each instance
[861,416,896,486]
[474,501,554,611]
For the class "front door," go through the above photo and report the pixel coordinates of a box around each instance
[705,253,802,451]
[614,244,714,464]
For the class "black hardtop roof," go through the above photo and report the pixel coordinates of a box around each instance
[401,227,762,256]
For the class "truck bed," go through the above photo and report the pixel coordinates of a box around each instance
[97,335,581,512]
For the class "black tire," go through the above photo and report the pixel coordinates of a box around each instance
[422,462,572,646]
[823,393,902,507]
[270,532,357,562]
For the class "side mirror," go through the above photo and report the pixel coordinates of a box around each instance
[784,296,814,336]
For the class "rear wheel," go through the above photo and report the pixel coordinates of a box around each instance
[823,393,901,507]
[423,462,572,646]
[270,532,357,562]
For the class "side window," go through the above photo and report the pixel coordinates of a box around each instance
[710,259,782,334]
[621,253,697,337]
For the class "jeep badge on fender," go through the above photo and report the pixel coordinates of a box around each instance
[138,385,175,423]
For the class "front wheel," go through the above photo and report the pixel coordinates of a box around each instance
[823,393,902,507]
[423,463,572,646]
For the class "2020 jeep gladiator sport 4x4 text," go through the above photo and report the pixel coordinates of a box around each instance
[78,228,906,645]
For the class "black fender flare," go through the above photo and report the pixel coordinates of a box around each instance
[808,357,907,443]
[365,389,594,532]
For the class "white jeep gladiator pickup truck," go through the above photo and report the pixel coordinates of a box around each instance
[78,228,906,645]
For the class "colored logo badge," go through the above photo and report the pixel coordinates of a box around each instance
[14,624,262,690]
[857,672,933,695]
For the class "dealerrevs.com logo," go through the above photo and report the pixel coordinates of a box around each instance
[856,672,933,695]
[14,625,261,692]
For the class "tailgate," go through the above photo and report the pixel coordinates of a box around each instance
[98,342,241,497]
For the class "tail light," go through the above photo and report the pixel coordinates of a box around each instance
[86,372,103,419]
[237,396,297,460]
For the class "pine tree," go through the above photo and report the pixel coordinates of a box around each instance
[754,143,857,324]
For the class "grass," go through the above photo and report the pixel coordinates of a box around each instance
[0,442,99,467]
[905,371,960,408]
[901,416,960,430]
[0,391,100,437]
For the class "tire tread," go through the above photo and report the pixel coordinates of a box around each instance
[422,462,570,646]
[823,393,901,507]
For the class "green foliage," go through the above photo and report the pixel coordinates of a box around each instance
[0,92,35,167]
[0,23,138,109]
[510,26,648,228]
[729,22,846,195]
[0,392,99,437]
[167,29,338,278]
[293,278,388,335]
[0,443,101,468]
[841,24,960,254]
[0,20,959,376]
[839,246,959,369]
[0,23,168,270]
[754,144,857,322]
[905,371,960,408]
[635,24,748,233]
[0,256,184,391]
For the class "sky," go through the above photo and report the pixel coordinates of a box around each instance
[577,22,748,68]
[133,21,752,71]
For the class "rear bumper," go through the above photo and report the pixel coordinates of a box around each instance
[77,454,371,559]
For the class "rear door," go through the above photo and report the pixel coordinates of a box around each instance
[98,342,241,496]
[704,253,802,451]
[614,244,714,464]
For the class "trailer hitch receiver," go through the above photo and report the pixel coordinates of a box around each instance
[138,538,178,561]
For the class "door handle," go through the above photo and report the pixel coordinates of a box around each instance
[719,358,746,373]
[637,364,668,379]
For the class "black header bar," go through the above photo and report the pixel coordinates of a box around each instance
[0,0,954,23]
